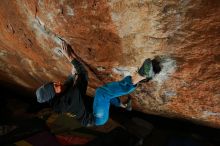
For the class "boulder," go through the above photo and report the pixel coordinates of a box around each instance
[0,0,219,128]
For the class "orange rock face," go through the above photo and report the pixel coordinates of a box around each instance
[0,0,219,128]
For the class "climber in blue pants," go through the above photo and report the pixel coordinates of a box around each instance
[36,40,161,127]
[93,76,137,125]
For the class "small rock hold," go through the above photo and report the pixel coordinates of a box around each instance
[6,24,15,34]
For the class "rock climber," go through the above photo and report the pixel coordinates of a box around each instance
[36,40,161,127]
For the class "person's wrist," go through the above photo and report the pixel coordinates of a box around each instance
[68,56,74,62]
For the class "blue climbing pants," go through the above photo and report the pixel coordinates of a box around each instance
[93,76,137,126]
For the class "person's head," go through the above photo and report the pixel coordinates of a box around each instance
[36,81,64,103]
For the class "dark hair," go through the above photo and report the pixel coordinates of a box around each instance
[152,58,161,74]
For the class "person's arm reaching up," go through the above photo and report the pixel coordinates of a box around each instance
[61,40,88,94]
[60,40,87,76]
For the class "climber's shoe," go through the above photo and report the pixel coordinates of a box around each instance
[138,59,155,79]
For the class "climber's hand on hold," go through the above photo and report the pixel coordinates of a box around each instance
[61,40,74,62]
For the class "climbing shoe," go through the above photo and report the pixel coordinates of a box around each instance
[138,59,155,79]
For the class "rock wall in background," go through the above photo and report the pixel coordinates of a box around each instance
[0,0,219,128]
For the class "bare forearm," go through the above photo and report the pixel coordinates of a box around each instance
[60,40,86,75]
[61,41,76,62]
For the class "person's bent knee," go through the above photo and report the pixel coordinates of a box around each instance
[94,117,108,126]
[93,110,108,126]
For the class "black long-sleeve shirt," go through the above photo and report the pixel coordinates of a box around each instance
[50,59,94,126]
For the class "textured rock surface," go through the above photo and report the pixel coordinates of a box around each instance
[0,0,219,128]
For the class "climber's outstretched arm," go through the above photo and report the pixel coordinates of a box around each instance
[61,40,88,95]
[60,40,87,77]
